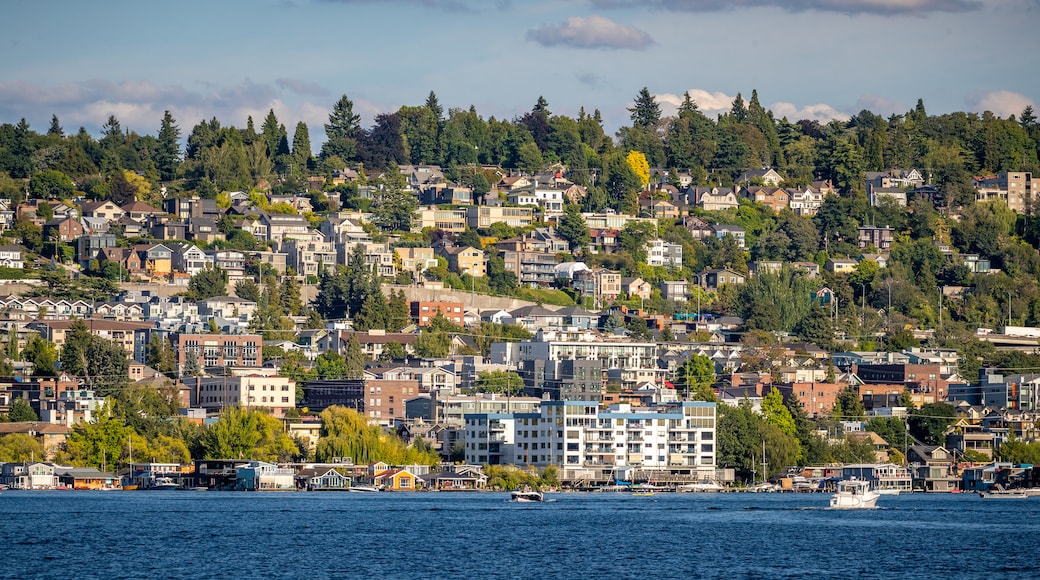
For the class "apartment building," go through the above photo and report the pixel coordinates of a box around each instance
[464,400,717,483]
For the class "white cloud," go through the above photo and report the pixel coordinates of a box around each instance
[527,15,653,50]
[655,89,736,118]
[656,88,850,122]
[770,101,850,123]
[966,90,1035,118]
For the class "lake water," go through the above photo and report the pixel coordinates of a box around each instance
[2,491,1038,579]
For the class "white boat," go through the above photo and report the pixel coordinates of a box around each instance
[830,479,880,509]
[677,481,724,492]
[979,491,1028,499]
[511,488,544,502]
[979,485,1028,499]
[876,489,901,496]
[347,486,379,493]
[151,477,179,491]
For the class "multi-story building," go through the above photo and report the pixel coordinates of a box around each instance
[975,172,1034,213]
[172,333,262,375]
[435,245,486,278]
[426,393,541,427]
[573,268,622,301]
[187,374,295,417]
[29,319,153,361]
[394,247,439,276]
[645,239,683,268]
[410,301,464,326]
[498,249,557,287]
[464,400,717,483]
[284,238,337,280]
[520,358,604,401]
[858,226,895,251]
[415,207,468,233]
[467,206,534,229]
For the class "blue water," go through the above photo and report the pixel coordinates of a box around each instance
[2,491,1038,579]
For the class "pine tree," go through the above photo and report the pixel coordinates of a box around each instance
[345,334,365,379]
[628,87,661,130]
[47,114,63,137]
[322,94,361,161]
[557,203,590,254]
[155,110,181,181]
[291,121,313,174]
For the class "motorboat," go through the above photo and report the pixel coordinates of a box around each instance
[347,486,379,493]
[979,485,1028,499]
[511,488,544,502]
[151,477,180,490]
[677,481,724,492]
[830,479,880,509]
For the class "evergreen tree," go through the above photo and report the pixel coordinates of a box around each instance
[628,87,661,130]
[155,110,181,181]
[291,121,313,175]
[557,203,590,254]
[188,265,228,300]
[8,398,39,422]
[322,94,361,161]
[47,114,63,137]
[387,290,410,333]
[345,334,365,379]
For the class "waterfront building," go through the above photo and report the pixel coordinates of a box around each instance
[464,400,716,484]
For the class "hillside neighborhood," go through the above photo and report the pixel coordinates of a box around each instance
[2,92,1040,494]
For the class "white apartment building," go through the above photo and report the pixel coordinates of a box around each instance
[465,400,717,483]
[645,239,683,268]
[188,375,296,418]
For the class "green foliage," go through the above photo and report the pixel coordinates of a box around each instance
[473,370,524,395]
[0,432,45,462]
[484,464,559,491]
[315,406,439,465]
[907,402,956,446]
[202,406,301,463]
[676,354,716,401]
[761,389,796,437]
[832,385,865,421]
[7,398,38,422]
[188,265,228,300]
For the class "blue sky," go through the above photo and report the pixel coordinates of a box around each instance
[1,0,1037,148]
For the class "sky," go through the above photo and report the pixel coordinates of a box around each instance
[1,0,1038,149]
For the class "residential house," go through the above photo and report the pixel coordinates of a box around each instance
[168,242,213,276]
[684,216,715,240]
[0,245,24,268]
[588,228,621,254]
[787,184,828,217]
[395,247,438,276]
[43,216,83,242]
[869,187,907,207]
[435,245,486,278]
[573,268,621,301]
[737,168,784,187]
[745,186,789,213]
[206,249,247,278]
[639,198,680,219]
[260,213,311,245]
[121,201,165,222]
[163,196,220,221]
[496,175,532,191]
[130,243,173,279]
[692,187,739,211]
[77,234,117,267]
[693,268,745,290]
[712,224,746,248]
[660,280,689,302]
[857,226,895,251]
[621,277,652,301]
[825,258,858,274]
[79,200,125,222]
[414,207,468,233]
[284,238,337,280]
[30,319,153,360]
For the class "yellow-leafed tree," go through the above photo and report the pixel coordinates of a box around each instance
[626,150,650,190]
